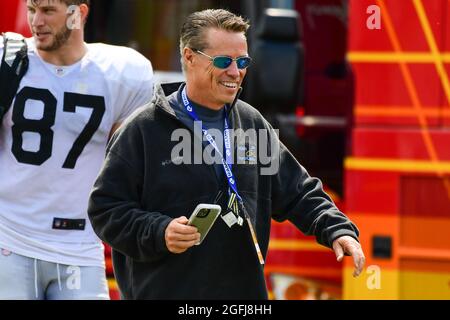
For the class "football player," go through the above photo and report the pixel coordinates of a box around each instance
[0,0,154,299]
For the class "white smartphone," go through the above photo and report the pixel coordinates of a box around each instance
[188,203,222,245]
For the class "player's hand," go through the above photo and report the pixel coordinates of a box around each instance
[332,235,366,277]
[165,216,201,254]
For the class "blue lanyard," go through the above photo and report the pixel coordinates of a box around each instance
[181,87,242,202]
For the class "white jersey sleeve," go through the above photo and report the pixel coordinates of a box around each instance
[87,43,154,125]
[115,49,154,123]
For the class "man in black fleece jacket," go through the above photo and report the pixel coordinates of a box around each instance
[88,9,365,300]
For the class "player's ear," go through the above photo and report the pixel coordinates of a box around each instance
[79,4,89,24]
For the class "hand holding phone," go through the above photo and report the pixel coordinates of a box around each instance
[188,204,222,245]
[165,216,200,254]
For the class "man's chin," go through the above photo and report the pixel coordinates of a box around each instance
[224,94,237,105]
[36,45,50,51]
[35,41,57,52]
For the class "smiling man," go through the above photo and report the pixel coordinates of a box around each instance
[88,9,365,300]
[0,0,154,300]
[183,27,248,109]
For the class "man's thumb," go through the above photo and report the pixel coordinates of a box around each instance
[333,242,344,262]
[176,216,189,225]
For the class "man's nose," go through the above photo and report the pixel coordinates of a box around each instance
[226,61,240,78]
[31,12,45,27]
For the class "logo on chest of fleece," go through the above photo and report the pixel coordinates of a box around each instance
[164,123,280,175]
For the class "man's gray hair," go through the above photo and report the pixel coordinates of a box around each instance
[179,9,250,71]
[30,0,90,6]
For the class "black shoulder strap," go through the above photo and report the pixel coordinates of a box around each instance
[0,32,29,121]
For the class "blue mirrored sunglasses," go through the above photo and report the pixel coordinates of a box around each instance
[193,49,252,69]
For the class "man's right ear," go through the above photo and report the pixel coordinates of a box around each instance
[183,47,195,67]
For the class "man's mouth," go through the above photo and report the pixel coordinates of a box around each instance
[35,32,52,39]
[220,81,238,89]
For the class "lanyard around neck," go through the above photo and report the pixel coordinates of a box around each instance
[181,87,242,202]
[181,88,265,265]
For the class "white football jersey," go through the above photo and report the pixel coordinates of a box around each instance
[0,37,154,267]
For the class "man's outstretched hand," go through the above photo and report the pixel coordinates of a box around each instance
[332,235,366,277]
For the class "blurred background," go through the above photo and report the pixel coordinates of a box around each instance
[2,0,449,300]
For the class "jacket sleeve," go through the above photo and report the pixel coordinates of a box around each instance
[270,138,359,249]
[88,122,172,262]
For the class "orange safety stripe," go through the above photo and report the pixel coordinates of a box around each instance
[269,239,328,252]
[345,157,450,174]
[264,265,341,278]
[355,106,450,118]
[348,52,450,63]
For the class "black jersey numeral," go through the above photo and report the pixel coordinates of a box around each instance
[62,92,105,169]
[11,87,106,168]
[12,87,56,165]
